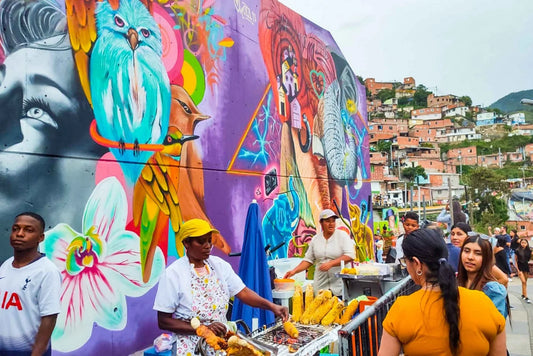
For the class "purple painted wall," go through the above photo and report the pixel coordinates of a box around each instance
[0,0,372,353]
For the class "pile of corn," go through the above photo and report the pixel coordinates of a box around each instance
[290,284,359,326]
[340,267,358,275]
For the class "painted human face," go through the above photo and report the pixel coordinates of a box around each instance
[10,215,44,253]
[461,242,482,274]
[185,232,213,262]
[320,217,337,236]
[402,218,419,235]
[451,227,468,247]
[0,36,89,172]
[0,36,98,262]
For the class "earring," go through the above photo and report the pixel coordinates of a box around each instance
[416,270,422,276]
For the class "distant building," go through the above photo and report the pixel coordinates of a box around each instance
[443,127,481,142]
[511,124,533,136]
[508,112,526,125]
[476,112,497,126]
[365,78,394,96]
[411,107,443,121]
[444,105,469,117]
[427,93,464,108]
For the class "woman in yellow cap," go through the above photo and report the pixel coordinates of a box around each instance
[153,219,288,355]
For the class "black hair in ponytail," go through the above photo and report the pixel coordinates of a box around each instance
[403,228,460,355]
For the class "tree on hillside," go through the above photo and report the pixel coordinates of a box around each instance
[377,88,396,102]
[398,97,411,106]
[459,96,472,107]
[463,167,509,228]
[413,85,432,108]
[376,140,392,167]
[401,165,427,185]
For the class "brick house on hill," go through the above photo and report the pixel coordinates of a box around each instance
[427,93,464,108]
[411,107,443,122]
[365,78,394,96]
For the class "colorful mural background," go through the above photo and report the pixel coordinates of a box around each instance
[0,0,371,354]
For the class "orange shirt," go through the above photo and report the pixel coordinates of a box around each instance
[383,287,505,355]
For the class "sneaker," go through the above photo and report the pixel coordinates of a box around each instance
[526,298,532,304]
[522,295,526,300]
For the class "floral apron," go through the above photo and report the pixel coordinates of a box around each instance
[175,261,229,356]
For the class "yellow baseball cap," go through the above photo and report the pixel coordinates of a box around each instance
[176,219,219,243]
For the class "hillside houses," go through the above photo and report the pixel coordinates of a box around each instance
[366,76,530,207]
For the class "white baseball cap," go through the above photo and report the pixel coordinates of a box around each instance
[319,209,339,221]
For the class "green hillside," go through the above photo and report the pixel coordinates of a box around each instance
[489,89,533,114]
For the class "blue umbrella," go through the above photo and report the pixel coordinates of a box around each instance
[231,200,275,330]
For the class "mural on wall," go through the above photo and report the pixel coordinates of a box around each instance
[0,0,372,354]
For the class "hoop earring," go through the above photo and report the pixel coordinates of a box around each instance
[416,270,422,276]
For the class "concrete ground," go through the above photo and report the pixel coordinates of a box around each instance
[507,277,533,356]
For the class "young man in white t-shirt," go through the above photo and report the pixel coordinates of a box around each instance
[0,212,61,356]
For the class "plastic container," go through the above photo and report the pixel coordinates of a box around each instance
[273,278,295,291]
[268,258,307,282]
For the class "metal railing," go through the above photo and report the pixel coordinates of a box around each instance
[338,276,418,356]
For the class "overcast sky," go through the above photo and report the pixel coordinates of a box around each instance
[279,0,533,107]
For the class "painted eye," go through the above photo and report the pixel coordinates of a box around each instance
[178,99,192,114]
[114,15,125,27]
[166,136,172,143]
[27,107,44,119]
[23,104,58,129]
[140,28,150,38]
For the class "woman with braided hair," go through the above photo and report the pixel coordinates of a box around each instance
[378,228,506,356]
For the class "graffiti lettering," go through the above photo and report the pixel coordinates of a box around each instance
[234,0,257,24]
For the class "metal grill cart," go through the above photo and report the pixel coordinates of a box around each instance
[337,264,406,300]
[337,277,418,356]
[196,319,341,356]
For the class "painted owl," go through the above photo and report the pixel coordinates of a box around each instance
[66,0,170,185]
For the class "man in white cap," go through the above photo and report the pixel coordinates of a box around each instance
[284,209,355,297]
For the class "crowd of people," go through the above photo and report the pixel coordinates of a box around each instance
[2,203,532,355]
[378,204,533,356]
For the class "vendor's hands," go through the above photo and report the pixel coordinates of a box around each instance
[283,270,295,279]
[271,304,289,322]
[318,260,334,272]
[206,321,227,337]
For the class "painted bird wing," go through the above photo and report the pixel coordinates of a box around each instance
[64,0,153,105]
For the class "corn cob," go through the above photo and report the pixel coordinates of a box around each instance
[283,320,299,338]
[339,299,359,324]
[321,289,333,299]
[321,298,344,325]
[300,290,328,324]
[291,285,303,322]
[310,296,336,324]
[190,317,227,350]
[305,283,314,310]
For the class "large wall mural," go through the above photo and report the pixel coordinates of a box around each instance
[0,0,371,354]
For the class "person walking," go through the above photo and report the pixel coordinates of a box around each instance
[378,228,506,356]
[515,238,533,303]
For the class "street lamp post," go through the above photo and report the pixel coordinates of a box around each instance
[458,150,463,177]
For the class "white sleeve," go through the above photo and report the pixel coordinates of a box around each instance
[340,232,356,259]
[303,237,317,263]
[38,264,62,317]
[219,260,245,297]
[153,268,180,313]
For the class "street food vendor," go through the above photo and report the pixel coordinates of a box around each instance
[284,209,355,297]
[153,219,288,355]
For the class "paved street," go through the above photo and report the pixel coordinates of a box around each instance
[507,277,533,356]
